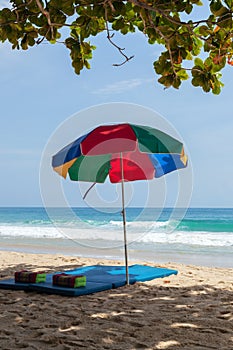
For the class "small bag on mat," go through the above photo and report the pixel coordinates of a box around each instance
[52,273,86,288]
[15,270,46,283]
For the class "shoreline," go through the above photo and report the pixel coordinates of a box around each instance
[0,238,232,269]
[0,250,232,349]
[0,249,233,281]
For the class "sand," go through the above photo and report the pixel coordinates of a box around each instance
[0,251,232,350]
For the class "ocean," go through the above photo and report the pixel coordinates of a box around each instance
[0,207,232,268]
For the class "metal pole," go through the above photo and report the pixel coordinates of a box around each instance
[120,152,129,285]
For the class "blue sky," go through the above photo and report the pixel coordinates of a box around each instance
[1,12,233,207]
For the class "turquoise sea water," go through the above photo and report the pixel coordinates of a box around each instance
[0,207,232,267]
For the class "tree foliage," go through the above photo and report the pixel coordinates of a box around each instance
[1,0,233,94]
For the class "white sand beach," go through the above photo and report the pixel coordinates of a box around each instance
[0,251,232,349]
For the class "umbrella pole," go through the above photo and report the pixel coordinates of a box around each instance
[120,153,129,285]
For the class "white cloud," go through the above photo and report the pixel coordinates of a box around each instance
[93,78,153,95]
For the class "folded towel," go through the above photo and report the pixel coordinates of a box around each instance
[52,273,86,288]
[15,270,46,283]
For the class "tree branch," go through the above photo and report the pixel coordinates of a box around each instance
[128,0,218,27]
[35,0,54,39]
[104,1,134,66]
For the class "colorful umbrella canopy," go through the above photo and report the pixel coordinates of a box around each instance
[52,123,187,182]
[52,123,188,284]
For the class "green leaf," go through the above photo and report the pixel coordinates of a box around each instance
[212,83,221,94]
[185,4,193,14]
[198,25,211,36]
[72,59,83,75]
[186,51,193,60]
[210,1,228,16]
[194,57,204,68]
[84,60,90,69]
[176,69,189,80]
[224,0,232,8]
[191,76,201,87]
[172,77,181,89]
[112,18,125,31]
[204,57,213,70]
[21,34,28,50]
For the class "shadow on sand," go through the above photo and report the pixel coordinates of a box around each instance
[0,262,232,349]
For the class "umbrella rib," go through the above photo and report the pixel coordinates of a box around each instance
[83,182,97,200]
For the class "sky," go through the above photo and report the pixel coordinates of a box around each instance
[1,4,233,208]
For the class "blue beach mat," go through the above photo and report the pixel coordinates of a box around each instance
[31,279,113,297]
[0,279,31,291]
[0,264,178,296]
[64,264,178,288]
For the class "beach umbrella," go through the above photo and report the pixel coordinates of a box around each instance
[52,123,188,285]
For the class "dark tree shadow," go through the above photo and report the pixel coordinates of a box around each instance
[0,262,232,350]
